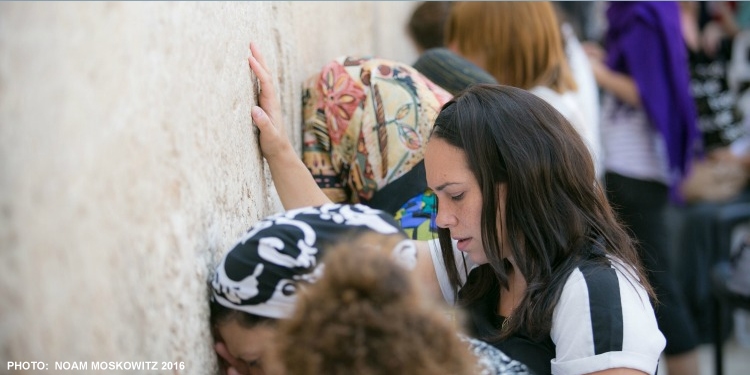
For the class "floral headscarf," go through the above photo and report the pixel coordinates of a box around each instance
[302,57,451,240]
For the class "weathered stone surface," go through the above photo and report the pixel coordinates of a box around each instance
[0,2,417,373]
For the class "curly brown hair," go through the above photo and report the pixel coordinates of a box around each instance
[271,232,478,375]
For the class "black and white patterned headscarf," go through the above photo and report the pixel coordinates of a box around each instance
[211,204,416,319]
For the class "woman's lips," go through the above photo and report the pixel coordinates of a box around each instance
[455,237,472,252]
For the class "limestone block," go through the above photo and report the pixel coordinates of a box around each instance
[0,1,418,374]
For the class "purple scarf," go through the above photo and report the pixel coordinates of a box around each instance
[605,1,700,202]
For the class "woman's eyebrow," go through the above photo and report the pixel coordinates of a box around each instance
[433,182,460,192]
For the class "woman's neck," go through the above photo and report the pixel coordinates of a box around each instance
[497,258,527,317]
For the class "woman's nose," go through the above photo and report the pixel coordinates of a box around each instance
[435,204,457,229]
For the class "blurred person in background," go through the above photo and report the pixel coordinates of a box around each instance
[445,1,602,178]
[671,0,750,349]
[584,2,702,374]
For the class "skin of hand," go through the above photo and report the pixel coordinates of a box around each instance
[247,42,332,209]
[247,42,290,160]
[581,42,641,108]
[701,21,727,58]
[582,42,608,83]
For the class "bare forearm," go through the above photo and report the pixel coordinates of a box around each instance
[265,145,332,209]
[594,66,641,108]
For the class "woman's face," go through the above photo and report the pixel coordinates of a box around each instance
[217,319,276,375]
[425,137,490,265]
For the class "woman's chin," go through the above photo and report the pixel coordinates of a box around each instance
[467,251,489,265]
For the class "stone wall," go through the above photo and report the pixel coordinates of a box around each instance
[0,2,417,374]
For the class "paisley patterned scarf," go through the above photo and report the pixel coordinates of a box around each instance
[302,57,452,240]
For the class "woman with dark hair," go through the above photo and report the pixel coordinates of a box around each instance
[584,3,703,374]
[424,85,663,374]
[248,43,665,374]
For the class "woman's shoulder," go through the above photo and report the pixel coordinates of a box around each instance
[553,256,654,327]
[550,258,665,374]
[559,257,646,298]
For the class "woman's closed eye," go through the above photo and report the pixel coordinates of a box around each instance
[450,192,465,201]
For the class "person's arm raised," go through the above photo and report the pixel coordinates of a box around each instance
[582,42,641,108]
[247,43,331,209]
[249,43,444,305]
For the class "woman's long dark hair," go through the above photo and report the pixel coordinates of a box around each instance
[431,84,654,340]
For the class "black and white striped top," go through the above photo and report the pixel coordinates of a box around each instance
[430,239,666,375]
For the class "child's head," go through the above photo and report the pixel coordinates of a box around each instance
[210,204,412,374]
[272,231,477,375]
